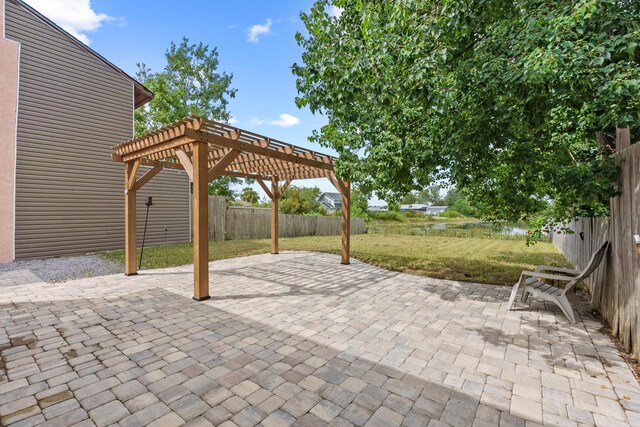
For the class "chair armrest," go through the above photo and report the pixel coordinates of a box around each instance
[520,271,577,281]
[535,265,580,275]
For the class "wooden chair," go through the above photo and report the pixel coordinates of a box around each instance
[507,241,609,323]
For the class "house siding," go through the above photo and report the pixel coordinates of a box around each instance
[0,0,20,263]
[5,0,190,260]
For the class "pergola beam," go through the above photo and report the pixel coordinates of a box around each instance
[126,159,141,190]
[142,158,270,181]
[133,164,163,192]
[185,129,333,171]
[175,148,194,181]
[208,149,243,181]
[256,178,273,200]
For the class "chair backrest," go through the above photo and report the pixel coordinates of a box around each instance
[563,241,609,294]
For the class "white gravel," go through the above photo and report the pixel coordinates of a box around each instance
[0,254,123,282]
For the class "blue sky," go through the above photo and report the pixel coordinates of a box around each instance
[24,0,370,202]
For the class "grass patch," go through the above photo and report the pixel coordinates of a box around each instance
[101,234,569,286]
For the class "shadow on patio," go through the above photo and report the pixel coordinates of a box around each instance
[0,252,636,426]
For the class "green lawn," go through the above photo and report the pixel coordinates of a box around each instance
[101,234,569,286]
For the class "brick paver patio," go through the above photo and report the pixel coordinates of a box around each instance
[1,252,639,427]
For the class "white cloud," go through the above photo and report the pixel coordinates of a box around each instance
[247,19,272,43]
[329,6,343,18]
[248,114,301,128]
[24,0,112,45]
[227,117,238,124]
[268,113,300,127]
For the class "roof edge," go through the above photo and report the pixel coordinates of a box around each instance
[10,0,153,108]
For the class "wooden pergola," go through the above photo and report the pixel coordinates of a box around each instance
[111,116,351,300]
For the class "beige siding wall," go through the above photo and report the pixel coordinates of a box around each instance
[4,0,190,259]
[0,0,20,263]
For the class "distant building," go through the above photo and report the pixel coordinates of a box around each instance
[399,204,449,215]
[399,204,430,212]
[425,206,448,215]
[368,205,388,212]
[318,192,342,213]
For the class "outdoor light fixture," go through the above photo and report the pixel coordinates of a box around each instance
[635,235,640,255]
[139,197,154,270]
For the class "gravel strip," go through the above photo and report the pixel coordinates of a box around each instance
[0,254,123,283]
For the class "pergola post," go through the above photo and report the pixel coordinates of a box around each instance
[271,176,279,254]
[341,181,351,265]
[328,174,351,265]
[192,141,210,301]
[124,161,138,275]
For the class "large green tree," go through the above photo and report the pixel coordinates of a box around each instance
[135,37,236,135]
[293,0,640,223]
[136,37,240,198]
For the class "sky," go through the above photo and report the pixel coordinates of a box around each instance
[22,0,375,203]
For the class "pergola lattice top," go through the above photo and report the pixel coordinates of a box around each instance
[112,116,336,181]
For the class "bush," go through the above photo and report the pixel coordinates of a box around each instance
[369,211,402,221]
[404,211,422,218]
[440,210,464,218]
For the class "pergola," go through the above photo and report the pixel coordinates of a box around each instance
[111,116,351,300]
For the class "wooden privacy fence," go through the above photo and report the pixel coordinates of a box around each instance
[206,196,366,241]
[552,140,640,356]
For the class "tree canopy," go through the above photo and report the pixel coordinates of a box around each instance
[135,37,240,198]
[135,37,236,136]
[280,186,326,215]
[293,0,640,223]
[240,187,260,204]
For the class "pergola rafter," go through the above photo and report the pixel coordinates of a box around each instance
[112,116,351,300]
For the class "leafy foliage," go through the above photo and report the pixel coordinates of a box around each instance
[280,186,327,215]
[417,185,444,205]
[293,0,640,223]
[137,37,240,200]
[447,198,478,217]
[400,193,418,205]
[135,37,236,136]
[208,177,240,201]
[350,186,370,218]
[240,187,260,204]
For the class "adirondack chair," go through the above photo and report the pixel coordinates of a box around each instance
[507,241,609,323]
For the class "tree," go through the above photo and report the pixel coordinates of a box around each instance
[240,187,259,204]
[135,37,237,136]
[447,198,478,218]
[293,0,639,224]
[417,185,444,205]
[136,37,239,200]
[400,193,418,205]
[280,186,326,215]
[351,186,370,218]
[208,177,240,201]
